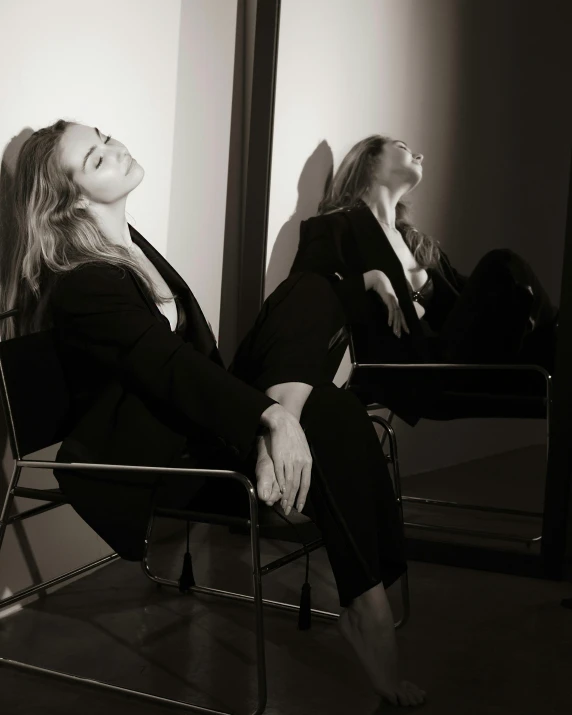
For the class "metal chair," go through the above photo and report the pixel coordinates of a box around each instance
[0,310,409,715]
[344,329,552,550]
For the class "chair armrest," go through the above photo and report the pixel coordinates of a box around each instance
[349,361,551,382]
[16,459,254,492]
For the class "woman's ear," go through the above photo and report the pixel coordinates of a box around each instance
[75,196,89,210]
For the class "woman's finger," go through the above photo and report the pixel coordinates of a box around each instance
[400,308,410,334]
[273,458,286,495]
[296,462,312,512]
[285,462,302,515]
[386,300,395,327]
[281,460,294,513]
[389,299,401,336]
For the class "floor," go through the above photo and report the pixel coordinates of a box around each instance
[1,447,571,715]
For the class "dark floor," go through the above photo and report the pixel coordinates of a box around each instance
[1,446,571,715]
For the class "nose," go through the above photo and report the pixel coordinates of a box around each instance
[414,153,424,164]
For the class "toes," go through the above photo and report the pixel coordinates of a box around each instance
[403,681,426,706]
[395,685,413,707]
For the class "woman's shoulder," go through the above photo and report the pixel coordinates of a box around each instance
[51,262,131,304]
[300,208,354,235]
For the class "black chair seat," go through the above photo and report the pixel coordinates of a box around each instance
[412,390,547,420]
[348,363,549,420]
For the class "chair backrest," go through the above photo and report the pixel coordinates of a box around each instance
[0,326,71,460]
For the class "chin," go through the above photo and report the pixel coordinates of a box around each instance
[129,163,145,188]
[409,165,423,187]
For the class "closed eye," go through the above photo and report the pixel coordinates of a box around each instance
[95,135,112,169]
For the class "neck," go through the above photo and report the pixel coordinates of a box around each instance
[363,184,406,230]
[88,198,132,248]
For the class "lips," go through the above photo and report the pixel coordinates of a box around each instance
[125,157,134,175]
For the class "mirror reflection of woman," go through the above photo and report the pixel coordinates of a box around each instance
[2,121,426,708]
[291,135,558,421]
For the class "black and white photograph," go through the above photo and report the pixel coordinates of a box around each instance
[0,1,571,713]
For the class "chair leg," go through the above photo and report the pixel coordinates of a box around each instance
[378,410,395,451]
[369,414,410,629]
[0,462,22,553]
[247,490,267,715]
[141,493,268,715]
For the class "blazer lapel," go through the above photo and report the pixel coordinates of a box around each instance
[347,205,429,359]
[128,225,223,365]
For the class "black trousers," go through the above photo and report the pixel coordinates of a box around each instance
[160,273,406,608]
[435,249,557,371]
[349,249,558,422]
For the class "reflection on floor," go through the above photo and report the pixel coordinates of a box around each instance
[1,446,571,715]
[403,444,546,552]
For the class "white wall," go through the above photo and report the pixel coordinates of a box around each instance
[265,0,572,475]
[0,0,238,613]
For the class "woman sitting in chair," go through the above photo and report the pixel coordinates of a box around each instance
[290,134,558,421]
[1,120,425,708]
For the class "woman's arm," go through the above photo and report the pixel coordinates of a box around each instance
[266,381,313,421]
[51,264,277,460]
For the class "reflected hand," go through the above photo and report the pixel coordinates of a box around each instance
[364,269,410,338]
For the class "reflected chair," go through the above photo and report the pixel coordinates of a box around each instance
[344,329,552,551]
[0,310,409,715]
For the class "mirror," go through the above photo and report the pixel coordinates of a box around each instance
[260,0,572,565]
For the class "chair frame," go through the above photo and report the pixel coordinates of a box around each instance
[345,330,553,550]
[0,311,409,715]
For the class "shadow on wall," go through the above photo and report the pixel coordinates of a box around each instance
[0,128,45,598]
[0,128,33,314]
[0,129,35,495]
[264,140,334,297]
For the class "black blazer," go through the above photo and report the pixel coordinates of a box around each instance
[290,203,468,421]
[50,226,274,560]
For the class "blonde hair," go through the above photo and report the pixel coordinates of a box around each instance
[0,119,166,339]
[318,134,440,268]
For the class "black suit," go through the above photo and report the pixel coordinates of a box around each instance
[50,231,408,608]
[51,226,273,560]
[291,202,468,364]
[290,202,556,423]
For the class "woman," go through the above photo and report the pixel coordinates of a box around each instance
[290,134,558,422]
[1,120,425,707]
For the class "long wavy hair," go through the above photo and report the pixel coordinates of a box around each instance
[0,119,166,340]
[318,134,440,268]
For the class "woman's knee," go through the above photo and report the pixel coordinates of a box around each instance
[479,248,517,265]
[474,248,535,284]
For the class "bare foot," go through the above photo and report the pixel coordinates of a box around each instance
[337,584,426,707]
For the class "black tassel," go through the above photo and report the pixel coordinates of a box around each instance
[178,521,196,593]
[298,581,312,630]
[268,504,313,630]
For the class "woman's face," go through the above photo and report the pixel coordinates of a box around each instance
[59,123,144,204]
[374,139,423,191]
